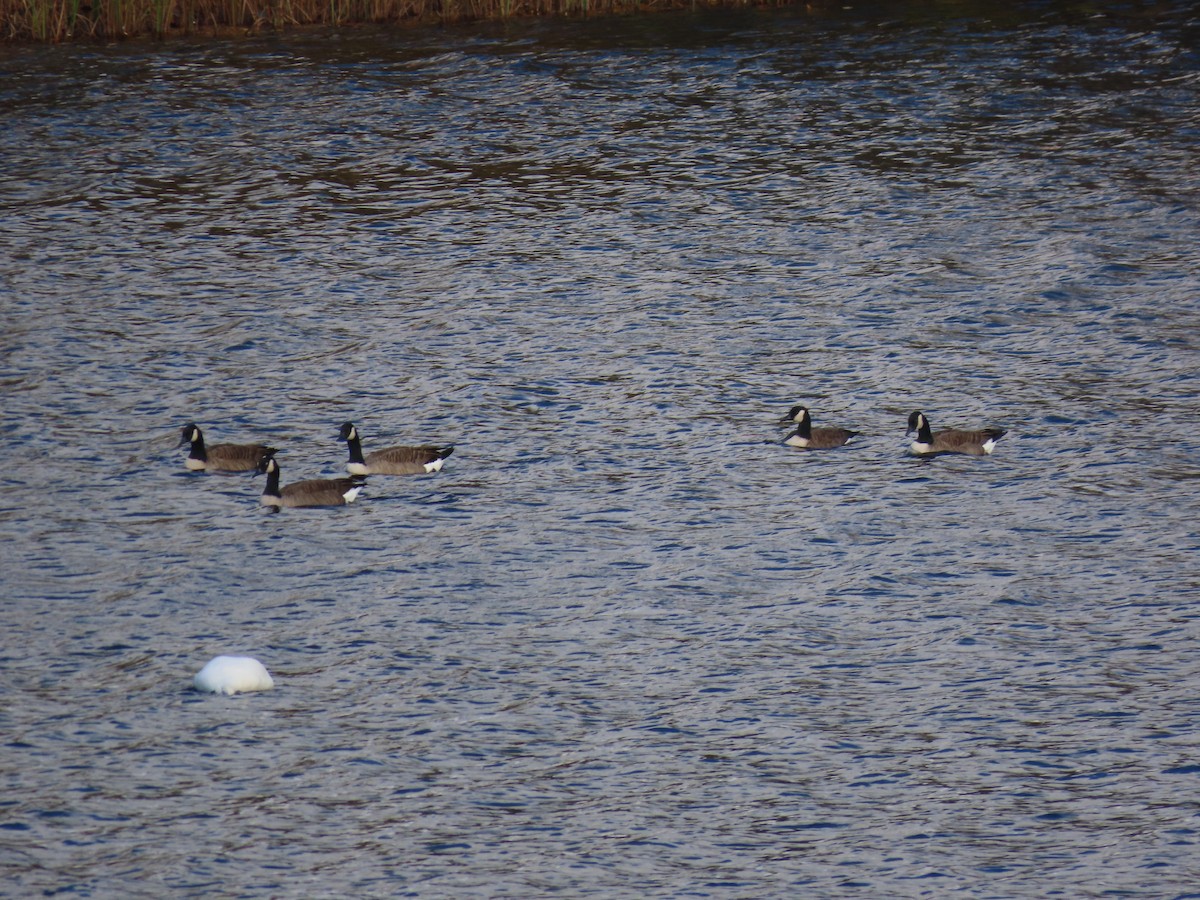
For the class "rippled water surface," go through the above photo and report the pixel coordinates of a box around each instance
[2,2,1200,896]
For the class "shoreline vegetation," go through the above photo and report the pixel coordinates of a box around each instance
[2,0,799,44]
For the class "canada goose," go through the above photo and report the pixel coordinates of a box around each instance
[780,406,859,449]
[906,411,1007,456]
[338,422,453,476]
[194,656,274,695]
[256,456,363,508]
[179,423,276,473]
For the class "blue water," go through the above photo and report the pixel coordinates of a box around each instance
[2,3,1199,896]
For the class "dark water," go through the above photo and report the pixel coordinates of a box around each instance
[2,2,1199,895]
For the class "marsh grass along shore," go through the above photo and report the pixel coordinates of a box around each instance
[2,0,795,43]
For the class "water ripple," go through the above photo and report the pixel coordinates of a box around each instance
[2,4,1200,897]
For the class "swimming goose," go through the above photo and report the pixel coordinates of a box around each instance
[194,656,274,695]
[179,423,276,473]
[338,422,453,476]
[256,456,363,508]
[780,406,859,449]
[906,411,1007,456]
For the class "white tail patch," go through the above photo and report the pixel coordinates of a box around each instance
[424,457,445,473]
[343,486,363,503]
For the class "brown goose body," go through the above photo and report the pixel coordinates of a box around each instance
[906,411,1007,456]
[338,422,453,476]
[780,405,859,450]
[179,423,276,472]
[257,457,363,508]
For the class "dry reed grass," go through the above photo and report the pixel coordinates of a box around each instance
[2,0,791,42]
